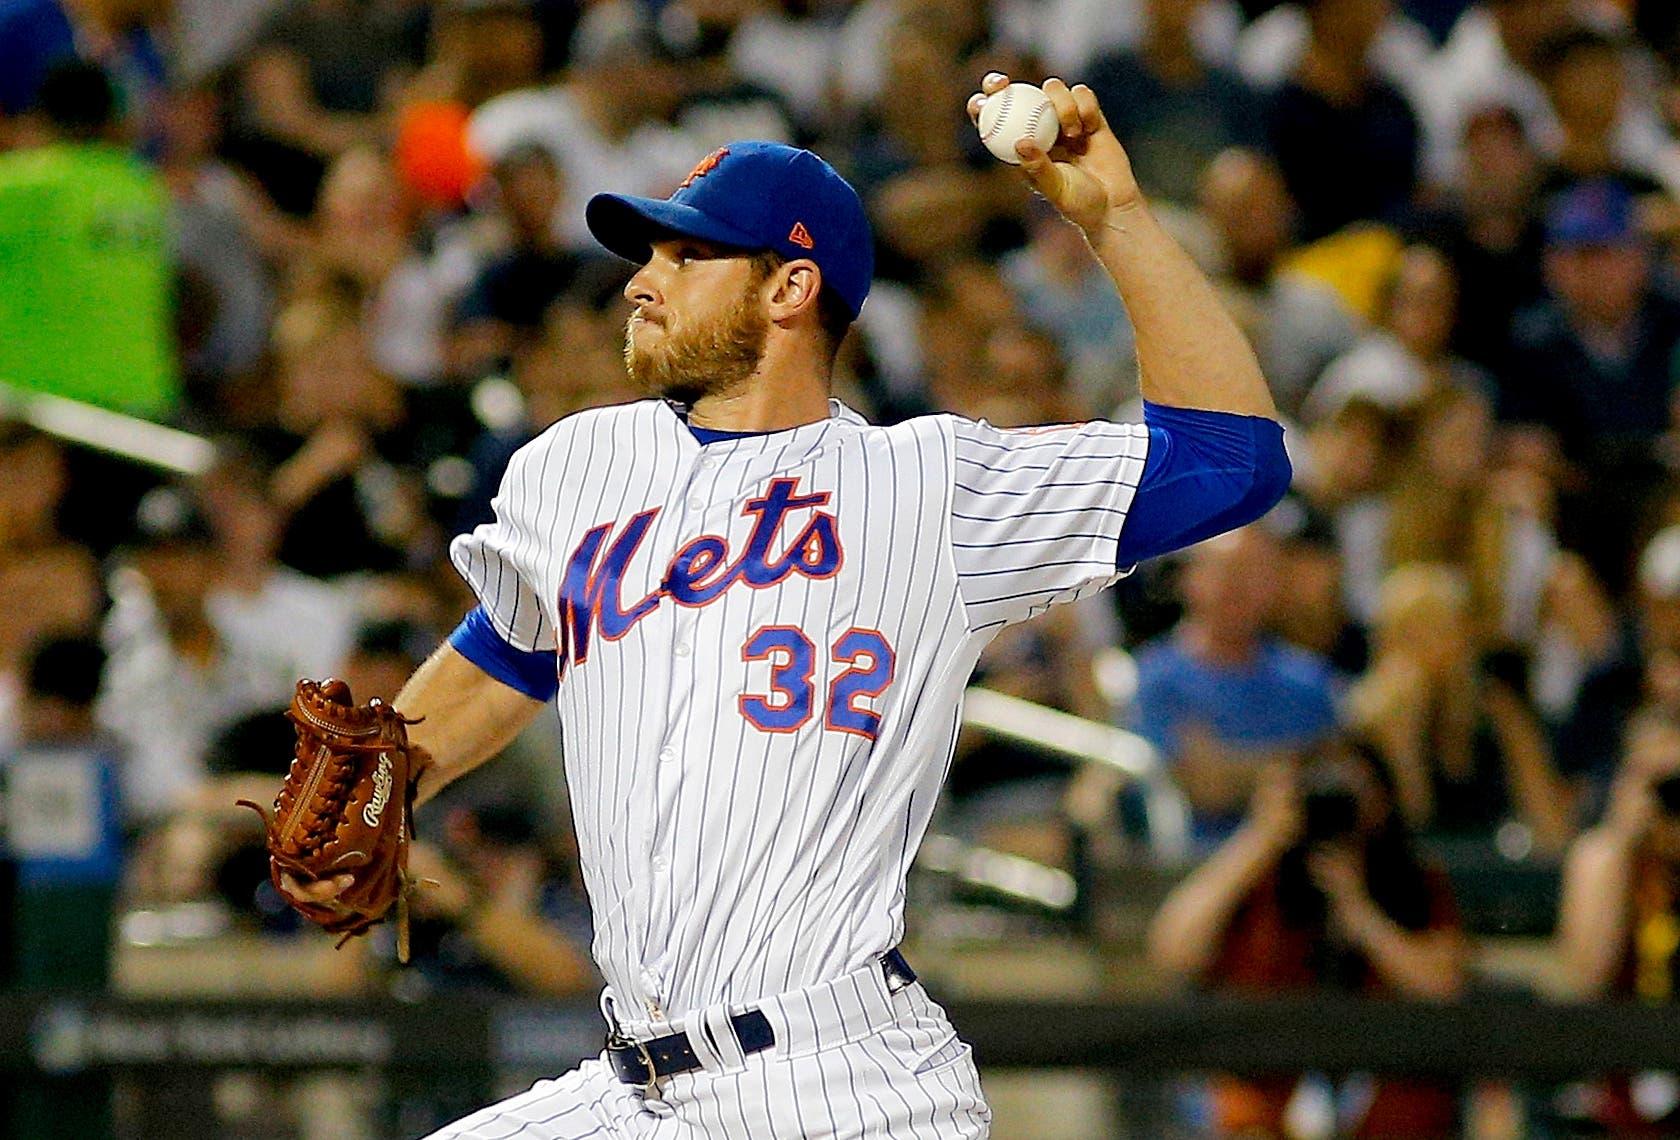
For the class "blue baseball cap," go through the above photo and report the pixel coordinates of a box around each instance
[1545,179,1639,248]
[585,141,874,318]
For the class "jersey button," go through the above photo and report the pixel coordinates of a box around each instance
[652,855,669,872]
[699,457,718,470]
[687,496,704,511]
[674,643,691,657]
[659,747,676,764]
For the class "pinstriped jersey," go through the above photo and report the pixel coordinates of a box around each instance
[449,398,1148,1020]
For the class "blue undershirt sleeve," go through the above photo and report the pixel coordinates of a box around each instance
[449,606,560,702]
[1116,401,1292,566]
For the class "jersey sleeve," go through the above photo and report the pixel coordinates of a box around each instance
[447,444,557,652]
[947,417,1149,631]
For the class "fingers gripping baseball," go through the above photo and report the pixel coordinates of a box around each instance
[969,72,1142,233]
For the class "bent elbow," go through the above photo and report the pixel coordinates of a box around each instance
[1231,423,1292,530]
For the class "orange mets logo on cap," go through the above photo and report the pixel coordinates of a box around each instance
[679,147,729,190]
[787,221,814,250]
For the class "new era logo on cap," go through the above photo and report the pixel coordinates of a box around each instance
[788,222,814,250]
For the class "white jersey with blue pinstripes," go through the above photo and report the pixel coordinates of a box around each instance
[449,397,1147,1025]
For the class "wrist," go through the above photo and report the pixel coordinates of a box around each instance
[1339,894,1389,943]
[1080,198,1149,242]
[1236,821,1293,863]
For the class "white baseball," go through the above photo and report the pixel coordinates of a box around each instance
[975,82,1060,166]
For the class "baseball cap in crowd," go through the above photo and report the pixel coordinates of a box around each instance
[585,141,874,318]
[1545,178,1639,248]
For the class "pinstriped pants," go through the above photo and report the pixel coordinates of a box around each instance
[424,979,990,1139]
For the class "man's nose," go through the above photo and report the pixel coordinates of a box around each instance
[625,265,658,307]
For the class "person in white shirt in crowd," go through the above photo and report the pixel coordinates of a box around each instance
[1304,244,1494,423]
[468,0,703,251]
[98,473,355,821]
[1421,0,1680,195]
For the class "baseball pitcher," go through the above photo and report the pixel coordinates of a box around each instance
[267,74,1290,1138]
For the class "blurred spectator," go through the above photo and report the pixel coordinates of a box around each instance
[1000,200,1137,413]
[1422,0,1680,196]
[230,0,407,211]
[0,427,103,752]
[1266,0,1422,240]
[1557,713,1680,1133]
[449,143,583,377]
[1503,178,1680,591]
[1149,741,1468,1138]
[0,0,171,147]
[1199,148,1363,416]
[2,633,123,1139]
[837,0,1000,112]
[1271,507,1372,673]
[0,61,177,417]
[299,145,482,388]
[1383,390,1557,644]
[1234,0,1434,101]
[1533,27,1667,198]
[1292,397,1410,624]
[159,83,275,393]
[1084,0,1267,205]
[723,0,844,134]
[3,635,125,987]
[1533,551,1642,801]
[1420,0,1576,184]
[338,617,430,704]
[97,481,351,820]
[1305,243,1493,421]
[402,798,595,998]
[1132,527,1342,844]
[656,0,798,152]
[406,0,545,110]
[845,6,984,198]
[1348,562,1575,850]
[454,292,639,531]
[467,0,693,250]
[1409,102,1547,376]
[195,447,359,679]
[257,288,441,577]
[0,0,77,123]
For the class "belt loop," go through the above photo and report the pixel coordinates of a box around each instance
[881,948,916,994]
[700,1004,749,1073]
[601,987,623,1036]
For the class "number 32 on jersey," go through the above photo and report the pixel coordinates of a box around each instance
[739,627,895,740]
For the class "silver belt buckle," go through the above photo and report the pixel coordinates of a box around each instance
[610,1028,662,1099]
[633,1037,660,1099]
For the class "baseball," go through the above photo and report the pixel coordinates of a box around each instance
[976,81,1060,166]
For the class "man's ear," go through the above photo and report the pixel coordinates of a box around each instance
[767,259,823,324]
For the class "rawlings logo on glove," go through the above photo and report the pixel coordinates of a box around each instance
[364,753,393,828]
[238,678,431,961]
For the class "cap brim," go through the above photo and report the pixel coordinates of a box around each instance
[585,193,764,264]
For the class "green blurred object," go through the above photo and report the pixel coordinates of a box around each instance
[0,141,176,419]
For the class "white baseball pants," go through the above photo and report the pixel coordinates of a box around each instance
[423,962,990,1139]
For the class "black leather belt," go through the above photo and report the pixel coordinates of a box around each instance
[607,949,917,1090]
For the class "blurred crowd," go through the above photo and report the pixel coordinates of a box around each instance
[6,0,1680,1136]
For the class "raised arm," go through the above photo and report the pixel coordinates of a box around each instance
[1148,764,1299,979]
[968,73,1276,419]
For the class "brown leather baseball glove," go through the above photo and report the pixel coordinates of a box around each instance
[238,678,430,961]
